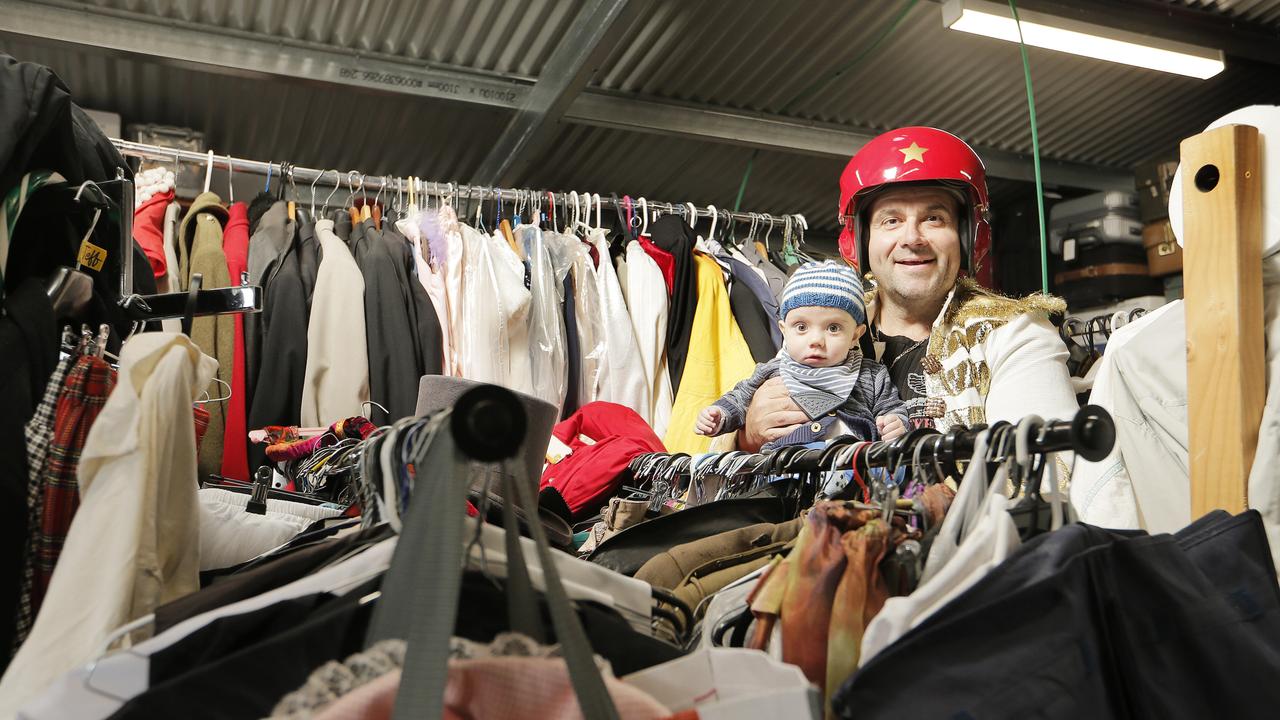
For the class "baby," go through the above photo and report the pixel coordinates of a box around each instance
[696,261,908,451]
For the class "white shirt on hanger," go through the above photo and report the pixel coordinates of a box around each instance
[300,219,370,426]
[588,229,650,418]
[488,228,534,396]
[0,332,217,717]
[619,239,674,437]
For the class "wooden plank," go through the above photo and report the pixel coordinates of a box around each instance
[1181,124,1265,517]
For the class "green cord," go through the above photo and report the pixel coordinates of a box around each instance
[1009,0,1049,294]
[732,0,920,213]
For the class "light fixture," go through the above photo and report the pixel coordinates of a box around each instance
[942,0,1225,79]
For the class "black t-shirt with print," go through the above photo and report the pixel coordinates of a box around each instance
[878,333,932,427]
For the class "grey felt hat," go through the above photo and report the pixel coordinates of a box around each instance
[415,375,559,498]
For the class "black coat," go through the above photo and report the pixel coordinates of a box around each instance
[0,280,58,673]
[648,215,697,394]
[353,218,441,424]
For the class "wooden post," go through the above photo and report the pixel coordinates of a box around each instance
[1181,124,1265,517]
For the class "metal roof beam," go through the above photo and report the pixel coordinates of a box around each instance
[0,0,1130,191]
[470,0,648,186]
[567,93,1133,191]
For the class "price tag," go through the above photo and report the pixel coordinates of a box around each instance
[1063,238,1077,263]
[76,239,108,271]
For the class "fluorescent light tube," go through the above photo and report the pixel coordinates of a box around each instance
[942,0,1225,79]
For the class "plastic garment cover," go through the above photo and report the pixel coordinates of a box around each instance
[487,229,534,395]
[517,224,568,410]
[545,231,605,405]
[458,223,509,387]
[587,229,650,418]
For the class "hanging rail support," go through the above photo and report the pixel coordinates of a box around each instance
[1181,123,1265,517]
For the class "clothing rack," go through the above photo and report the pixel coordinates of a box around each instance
[630,405,1116,483]
[110,138,809,233]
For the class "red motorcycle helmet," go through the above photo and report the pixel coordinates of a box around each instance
[838,126,994,288]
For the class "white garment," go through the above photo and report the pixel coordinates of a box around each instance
[439,206,467,378]
[0,333,217,717]
[197,487,343,572]
[860,459,1021,668]
[19,539,398,720]
[588,229,650,417]
[1070,302,1186,530]
[300,220,370,426]
[978,313,1082,428]
[489,229,534,395]
[1072,266,1280,571]
[458,223,533,393]
[619,240,674,437]
[159,201,182,333]
[545,231,605,405]
[518,225,568,410]
[397,209,454,376]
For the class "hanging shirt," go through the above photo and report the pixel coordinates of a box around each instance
[439,206,467,378]
[300,220,369,426]
[458,224,508,387]
[619,240,674,436]
[663,253,757,454]
[221,202,251,481]
[488,228,534,396]
[649,216,698,395]
[0,333,216,718]
[353,217,435,424]
[637,234,675,294]
[518,224,568,410]
[399,210,453,376]
[179,191,234,482]
[587,228,650,418]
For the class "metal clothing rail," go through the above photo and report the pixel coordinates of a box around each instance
[629,405,1117,483]
[110,138,809,233]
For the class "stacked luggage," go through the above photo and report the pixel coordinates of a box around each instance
[1049,190,1159,308]
[1048,157,1183,309]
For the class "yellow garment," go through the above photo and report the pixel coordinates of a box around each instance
[664,253,757,453]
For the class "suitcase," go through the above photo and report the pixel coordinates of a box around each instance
[1052,243,1161,310]
[1142,220,1183,277]
[1049,191,1142,256]
[1134,158,1178,223]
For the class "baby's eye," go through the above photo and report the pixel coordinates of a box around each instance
[828,324,841,333]
[795,323,806,332]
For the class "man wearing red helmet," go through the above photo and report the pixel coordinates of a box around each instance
[740,127,1077,448]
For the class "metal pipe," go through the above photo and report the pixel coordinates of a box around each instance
[110,138,808,229]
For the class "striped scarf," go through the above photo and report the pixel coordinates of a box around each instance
[779,347,862,420]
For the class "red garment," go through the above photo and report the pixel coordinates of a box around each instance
[638,234,675,294]
[220,202,251,480]
[33,356,116,607]
[540,402,665,520]
[131,190,174,279]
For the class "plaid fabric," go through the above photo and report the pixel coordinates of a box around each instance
[31,355,117,610]
[12,356,74,650]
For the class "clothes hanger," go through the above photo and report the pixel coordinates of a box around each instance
[196,377,233,404]
[359,174,373,223]
[321,170,342,216]
[202,150,214,194]
[638,197,649,236]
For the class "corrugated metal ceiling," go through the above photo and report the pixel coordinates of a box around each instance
[1167,0,1280,25]
[5,0,1280,238]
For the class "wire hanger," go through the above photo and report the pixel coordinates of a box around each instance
[196,377,233,404]
[226,154,234,203]
[202,150,214,194]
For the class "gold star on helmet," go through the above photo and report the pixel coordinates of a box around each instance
[898,142,929,164]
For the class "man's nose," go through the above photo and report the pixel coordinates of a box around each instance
[901,218,924,245]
